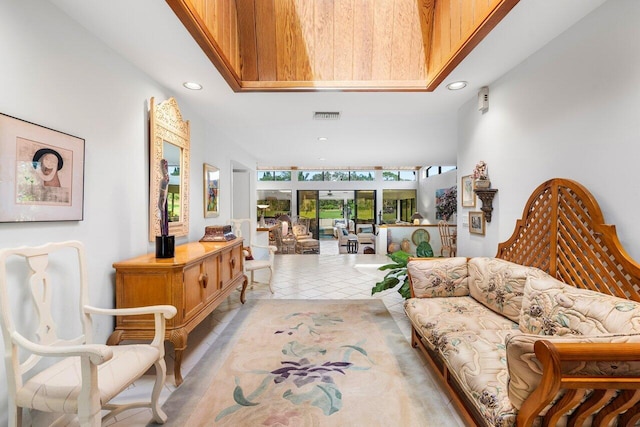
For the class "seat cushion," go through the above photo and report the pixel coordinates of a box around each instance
[441,329,519,427]
[404,297,518,351]
[17,344,160,413]
[245,259,271,272]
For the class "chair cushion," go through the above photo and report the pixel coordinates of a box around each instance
[245,259,271,272]
[16,344,160,413]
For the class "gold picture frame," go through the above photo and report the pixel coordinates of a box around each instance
[469,211,485,235]
[461,175,475,207]
[203,163,219,217]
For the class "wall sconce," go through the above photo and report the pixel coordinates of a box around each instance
[473,189,498,222]
[410,212,424,225]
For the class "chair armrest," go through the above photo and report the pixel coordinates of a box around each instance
[515,337,640,427]
[84,304,177,319]
[85,304,176,348]
[252,244,278,254]
[11,332,112,365]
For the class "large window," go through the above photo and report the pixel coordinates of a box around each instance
[258,170,291,181]
[424,166,456,178]
[382,170,417,181]
[298,170,376,181]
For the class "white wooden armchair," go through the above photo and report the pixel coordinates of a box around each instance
[231,219,277,293]
[0,241,177,427]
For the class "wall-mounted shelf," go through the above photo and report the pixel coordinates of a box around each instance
[474,189,498,222]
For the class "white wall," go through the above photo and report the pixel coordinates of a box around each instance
[0,1,255,423]
[456,0,640,260]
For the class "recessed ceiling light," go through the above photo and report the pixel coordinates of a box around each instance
[318,157,326,161]
[183,81,203,90]
[446,81,467,90]
[318,137,328,141]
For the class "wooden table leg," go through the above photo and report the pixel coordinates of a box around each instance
[169,329,188,386]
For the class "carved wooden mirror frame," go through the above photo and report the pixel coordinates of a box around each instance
[149,97,190,241]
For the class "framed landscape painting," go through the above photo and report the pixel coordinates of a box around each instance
[0,113,84,222]
[204,163,219,217]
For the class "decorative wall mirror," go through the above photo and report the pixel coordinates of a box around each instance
[149,97,190,241]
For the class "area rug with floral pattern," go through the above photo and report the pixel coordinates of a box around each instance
[154,299,453,426]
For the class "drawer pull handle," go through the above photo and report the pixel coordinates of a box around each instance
[230,258,236,269]
[199,273,208,288]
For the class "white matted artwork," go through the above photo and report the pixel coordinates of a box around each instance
[0,113,84,222]
[461,175,476,207]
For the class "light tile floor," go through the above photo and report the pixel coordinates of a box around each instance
[46,239,465,426]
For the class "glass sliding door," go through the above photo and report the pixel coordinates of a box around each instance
[354,190,376,229]
[382,189,416,223]
[319,190,354,239]
[297,190,319,239]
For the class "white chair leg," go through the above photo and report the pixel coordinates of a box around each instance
[150,358,168,424]
[8,400,20,427]
[250,271,255,289]
[267,266,274,294]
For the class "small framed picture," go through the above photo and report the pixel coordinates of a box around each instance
[0,112,85,222]
[203,163,219,217]
[469,211,485,235]
[461,175,475,207]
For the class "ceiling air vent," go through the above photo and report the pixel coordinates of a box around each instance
[313,111,341,120]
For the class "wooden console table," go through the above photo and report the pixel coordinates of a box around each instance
[107,239,246,385]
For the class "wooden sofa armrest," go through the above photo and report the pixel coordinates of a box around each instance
[517,340,640,427]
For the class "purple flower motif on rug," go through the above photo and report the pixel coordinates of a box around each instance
[216,310,371,422]
[271,358,352,387]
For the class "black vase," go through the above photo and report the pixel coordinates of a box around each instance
[155,235,175,258]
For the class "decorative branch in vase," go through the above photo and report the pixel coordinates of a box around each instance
[473,160,491,189]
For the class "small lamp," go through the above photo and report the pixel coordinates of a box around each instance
[257,204,270,227]
[411,212,423,225]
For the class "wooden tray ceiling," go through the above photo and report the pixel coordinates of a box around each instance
[166,0,519,92]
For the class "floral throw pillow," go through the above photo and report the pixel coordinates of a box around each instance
[520,273,640,335]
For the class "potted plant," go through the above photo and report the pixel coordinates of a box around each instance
[371,241,433,299]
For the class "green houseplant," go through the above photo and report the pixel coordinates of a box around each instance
[371,241,433,299]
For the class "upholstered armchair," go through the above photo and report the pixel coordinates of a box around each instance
[355,224,376,245]
[292,224,313,241]
[0,241,177,427]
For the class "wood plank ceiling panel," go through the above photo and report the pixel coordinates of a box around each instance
[166,0,519,92]
[352,0,374,81]
[333,0,354,81]
[254,0,277,81]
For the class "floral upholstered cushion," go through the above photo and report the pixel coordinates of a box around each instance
[407,257,470,298]
[506,332,640,410]
[404,297,518,351]
[468,258,537,323]
[440,329,520,427]
[519,273,640,335]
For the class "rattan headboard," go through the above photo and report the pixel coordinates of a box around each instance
[496,178,640,302]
